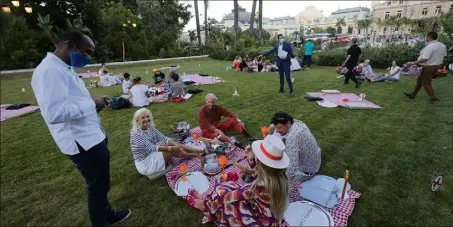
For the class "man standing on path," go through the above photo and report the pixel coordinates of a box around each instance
[301,39,315,71]
[31,31,131,227]
[261,34,294,97]
[404,31,447,102]
[341,38,362,88]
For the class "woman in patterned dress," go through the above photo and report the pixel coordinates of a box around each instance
[188,135,290,226]
[129,108,203,176]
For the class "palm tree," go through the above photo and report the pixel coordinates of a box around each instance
[189,30,196,56]
[362,18,373,36]
[37,13,59,47]
[374,18,385,41]
[398,17,409,37]
[233,0,239,36]
[356,19,365,35]
[384,16,397,39]
[204,0,209,46]
[335,18,346,34]
[258,0,263,43]
[249,0,257,30]
[65,17,92,36]
[194,0,202,47]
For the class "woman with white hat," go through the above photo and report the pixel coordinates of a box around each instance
[187,135,290,226]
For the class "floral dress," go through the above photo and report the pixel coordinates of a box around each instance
[202,180,281,227]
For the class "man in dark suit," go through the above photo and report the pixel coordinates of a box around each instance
[261,34,294,97]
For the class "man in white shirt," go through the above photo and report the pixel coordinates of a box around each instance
[405,31,447,102]
[31,31,130,227]
[122,72,132,94]
[129,77,151,107]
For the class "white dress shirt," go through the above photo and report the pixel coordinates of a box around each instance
[418,41,447,66]
[130,84,151,107]
[31,53,106,155]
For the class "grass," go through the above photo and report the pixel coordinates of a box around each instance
[1,58,452,226]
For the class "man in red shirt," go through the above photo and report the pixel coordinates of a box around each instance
[199,93,256,142]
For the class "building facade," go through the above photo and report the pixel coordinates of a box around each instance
[371,0,453,35]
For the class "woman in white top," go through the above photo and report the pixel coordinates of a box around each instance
[360,59,375,80]
[130,108,203,176]
[371,60,401,82]
[129,77,151,107]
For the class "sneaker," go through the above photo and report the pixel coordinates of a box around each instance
[404,92,415,99]
[278,90,284,93]
[289,92,295,97]
[108,209,131,226]
[344,81,349,85]
[355,82,361,88]
[429,97,440,103]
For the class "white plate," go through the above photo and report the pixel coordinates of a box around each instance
[185,141,207,151]
[174,172,210,196]
[317,101,338,108]
[284,201,334,226]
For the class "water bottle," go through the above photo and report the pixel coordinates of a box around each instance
[359,89,365,101]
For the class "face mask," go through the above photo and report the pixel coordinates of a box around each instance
[68,47,91,68]
[279,38,284,43]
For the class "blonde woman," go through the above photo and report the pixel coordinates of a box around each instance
[130,108,203,176]
[188,135,290,226]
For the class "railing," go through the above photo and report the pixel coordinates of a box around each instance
[0,55,209,76]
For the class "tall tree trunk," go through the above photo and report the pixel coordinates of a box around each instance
[233,0,239,36]
[249,0,257,30]
[194,0,202,48]
[258,0,263,44]
[204,0,209,51]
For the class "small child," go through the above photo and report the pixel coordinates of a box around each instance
[122,73,132,94]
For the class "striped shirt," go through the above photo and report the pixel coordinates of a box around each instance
[130,127,169,162]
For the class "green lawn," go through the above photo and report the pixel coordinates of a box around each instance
[1,58,452,226]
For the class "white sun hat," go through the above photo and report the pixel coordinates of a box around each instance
[251,135,290,169]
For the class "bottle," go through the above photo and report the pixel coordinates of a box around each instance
[359,89,365,101]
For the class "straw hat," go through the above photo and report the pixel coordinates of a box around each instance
[152,68,158,73]
[251,135,289,169]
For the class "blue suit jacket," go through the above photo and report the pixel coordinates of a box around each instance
[263,42,293,68]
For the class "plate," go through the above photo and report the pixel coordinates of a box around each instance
[284,201,334,226]
[185,141,207,151]
[316,101,338,108]
[174,172,210,196]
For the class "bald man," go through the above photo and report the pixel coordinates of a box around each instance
[31,31,130,227]
[198,94,256,142]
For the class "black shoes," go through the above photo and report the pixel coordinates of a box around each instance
[278,90,284,93]
[429,97,440,103]
[404,92,415,99]
[108,209,131,226]
[355,81,361,88]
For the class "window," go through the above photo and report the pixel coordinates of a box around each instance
[435,6,442,15]
[394,27,398,32]
[399,0,404,4]
[422,8,428,16]
[397,10,402,18]
[385,12,390,18]
[450,5,453,12]
[387,1,391,6]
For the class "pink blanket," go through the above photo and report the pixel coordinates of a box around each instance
[0,105,40,122]
[78,72,99,78]
[307,92,382,109]
[166,127,360,226]
[181,74,224,85]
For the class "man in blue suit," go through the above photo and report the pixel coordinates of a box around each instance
[261,34,294,96]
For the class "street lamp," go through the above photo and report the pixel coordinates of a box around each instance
[24,3,32,13]
[132,23,136,28]
[11,1,20,7]
[122,23,127,27]
[2,4,11,13]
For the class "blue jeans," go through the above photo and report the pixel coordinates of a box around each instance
[278,64,293,93]
[68,139,114,227]
[374,75,398,82]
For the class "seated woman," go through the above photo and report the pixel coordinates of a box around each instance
[98,61,107,75]
[232,56,241,70]
[359,59,375,80]
[129,77,151,107]
[130,108,203,176]
[267,112,321,184]
[98,69,111,87]
[369,60,401,82]
[153,69,166,86]
[257,56,264,72]
[188,135,290,226]
[167,72,185,98]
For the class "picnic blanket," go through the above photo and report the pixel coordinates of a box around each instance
[307,92,382,109]
[78,72,99,78]
[181,74,224,85]
[165,126,360,226]
[159,65,181,71]
[1,105,40,122]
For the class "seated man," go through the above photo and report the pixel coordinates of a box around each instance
[129,77,151,107]
[267,112,321,184]
[370,60,401,83]
[153,69,166,85]
[198,93,256,142]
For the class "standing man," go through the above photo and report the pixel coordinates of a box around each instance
[301,39,315,71]
[31,31,131,227]
[341,38,362,88]
[261,34,294,97]
[404,31,447,102]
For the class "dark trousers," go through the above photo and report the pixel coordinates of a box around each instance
[301,55,312,68]
[412,65,440,98]
[68,139,114,227]
[278,64,293,93]
[345,65,359,84]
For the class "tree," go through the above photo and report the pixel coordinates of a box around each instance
[326,26,336,35]
[249,0,257,30]
[204,0,209,47]
[194,0,201,47]
[384,16,397,38]
[233,0,239,36]
[311,27,325,33]
[362,18,373,35]
[258,0,263,43]
[336,18,346,34]
[65,17,92,36]
[36,13,58,47]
